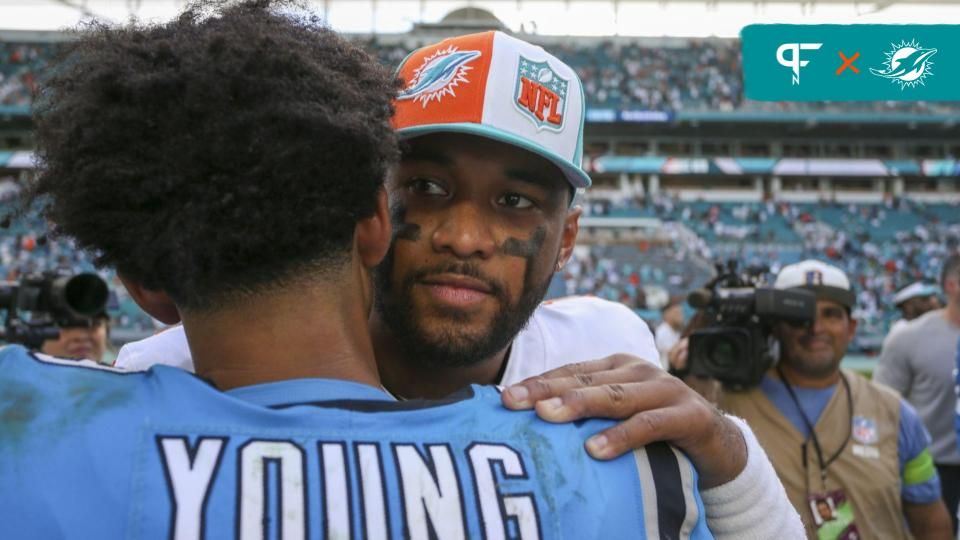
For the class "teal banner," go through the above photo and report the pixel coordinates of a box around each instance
[741,25,959,101]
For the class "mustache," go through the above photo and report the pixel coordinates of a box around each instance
[409,262,507,298]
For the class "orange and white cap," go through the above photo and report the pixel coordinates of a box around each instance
[393,31,590,188]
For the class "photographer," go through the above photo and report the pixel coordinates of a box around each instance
[673,259,951,540]
[39,312,109,364]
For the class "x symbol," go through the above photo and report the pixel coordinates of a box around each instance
[836,51,860,75]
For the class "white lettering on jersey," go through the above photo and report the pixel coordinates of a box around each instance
[467,443,541,540]
[356,443,389,540]
[157,436,227,540]
[393,444,467,540]
[319,443,351,538]
[238,440,307,540]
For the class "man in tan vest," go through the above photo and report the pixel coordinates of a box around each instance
[718,260,951,539]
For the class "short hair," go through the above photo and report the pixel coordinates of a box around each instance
[942,254,960,288]
[24,0,399,311]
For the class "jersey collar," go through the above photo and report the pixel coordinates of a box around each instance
[225,377,395,408]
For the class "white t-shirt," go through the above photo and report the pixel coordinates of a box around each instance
[116,296,660,377]
[654,321,682,369]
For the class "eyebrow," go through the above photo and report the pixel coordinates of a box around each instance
[401,148,453,166]
[504,168,562,191]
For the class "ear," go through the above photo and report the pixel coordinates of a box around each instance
[556,205,582,269]
[117,273,181,325]
[356,188,391,269]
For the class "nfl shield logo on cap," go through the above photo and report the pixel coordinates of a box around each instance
[515,56,569,132]
[393,31,590,189]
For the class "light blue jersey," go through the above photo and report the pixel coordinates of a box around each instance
[0,345,713,540]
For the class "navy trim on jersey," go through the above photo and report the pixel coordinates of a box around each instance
[646,441,686,540]
[268,386,477,411]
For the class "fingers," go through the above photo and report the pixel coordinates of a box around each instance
[532,376,684,423]
[584,396,718,460]
[502,357,663,409]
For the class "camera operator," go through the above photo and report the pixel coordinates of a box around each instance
[39,312,110,364]
[672,259,951,540]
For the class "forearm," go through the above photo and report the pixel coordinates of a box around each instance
[904,500,952,540]
[701,416,806,540]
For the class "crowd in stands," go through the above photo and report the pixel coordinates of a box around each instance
[5,36,960,115]
[554,194,960,350]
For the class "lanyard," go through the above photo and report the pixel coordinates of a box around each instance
[777,366,853,490]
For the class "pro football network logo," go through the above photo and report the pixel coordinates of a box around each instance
[870,39,937,90]
[514,56,568,131]
[776,42,823,85]
[397,46,482,108]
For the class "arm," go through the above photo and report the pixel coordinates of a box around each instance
[872,331,913,396]
[904,501,952,540]
[501,355,806,539]
[899,400,952,539]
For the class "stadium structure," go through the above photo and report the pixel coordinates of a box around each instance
[1,0,958,358]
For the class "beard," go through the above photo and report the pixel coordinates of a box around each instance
[373,246,553,370]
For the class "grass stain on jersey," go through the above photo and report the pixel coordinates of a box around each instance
[0,385,37,444]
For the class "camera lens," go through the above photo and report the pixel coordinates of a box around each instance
[707,339,739,371]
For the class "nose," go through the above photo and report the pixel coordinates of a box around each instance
[430,202,496,259]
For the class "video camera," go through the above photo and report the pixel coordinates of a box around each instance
[0,271,109,349]
[686,261,816,389]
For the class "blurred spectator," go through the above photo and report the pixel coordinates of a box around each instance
[875,254,960,534]
[886,282,942,340]
[655,298,684,368]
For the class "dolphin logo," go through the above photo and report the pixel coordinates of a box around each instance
[398,49,482,106]
[870,40,937,89]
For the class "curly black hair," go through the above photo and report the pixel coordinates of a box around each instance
[25,0,399,311]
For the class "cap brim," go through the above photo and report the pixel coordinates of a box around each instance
[810,285,856,309]
[397,123,592,189]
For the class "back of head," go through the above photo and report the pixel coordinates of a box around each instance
[26,0,398,312]
[941,253,960,300]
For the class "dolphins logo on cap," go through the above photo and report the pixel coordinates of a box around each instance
[398,47,482,108]
[870,39,937,90]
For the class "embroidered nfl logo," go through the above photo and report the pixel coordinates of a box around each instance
[804,270,824,286]
[514,56,568,131]
[397,46,482,108]
[852,416,878,445]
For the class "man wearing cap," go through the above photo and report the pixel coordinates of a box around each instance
[877,254,960,534]
[719,259,951,539]
[116,31,801,537]
[885,281,941,342]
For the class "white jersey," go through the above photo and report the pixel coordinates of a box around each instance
[117,296,660,378]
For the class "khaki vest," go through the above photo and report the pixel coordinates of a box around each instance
[721,369,907,540]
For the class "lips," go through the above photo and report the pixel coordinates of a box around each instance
[417,273,495,308]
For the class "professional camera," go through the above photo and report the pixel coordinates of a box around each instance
[0,271,109,349]
[686,261,816,389]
